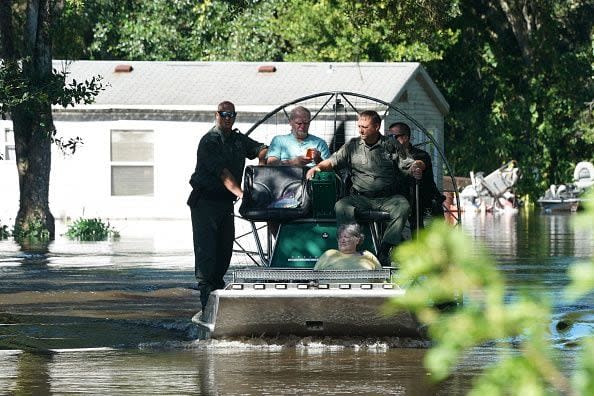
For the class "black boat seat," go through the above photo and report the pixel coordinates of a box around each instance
[239,165,311,221]
[354,209,390,251]
[354,209,391,223]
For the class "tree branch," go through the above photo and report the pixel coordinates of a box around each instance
[0,0,15,59]
[498,0,534,65]
[25,0,40,58]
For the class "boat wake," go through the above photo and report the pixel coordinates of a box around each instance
[186,335,431,350]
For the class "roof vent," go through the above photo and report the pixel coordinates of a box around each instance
[114,64,134,73]
[258,65,277,73]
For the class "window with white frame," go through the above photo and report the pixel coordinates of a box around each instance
[1,128,15,161]
[110,129,154,196]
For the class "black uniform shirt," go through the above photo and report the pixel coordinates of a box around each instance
[408,145,442,206]
[189,126,266,201]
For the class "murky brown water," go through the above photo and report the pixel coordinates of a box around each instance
[0,213,592,395]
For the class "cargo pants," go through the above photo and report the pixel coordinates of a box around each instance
[334,194,410,246]
[190,199,235,309]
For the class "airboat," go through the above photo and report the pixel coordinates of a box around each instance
[192,92,461,338]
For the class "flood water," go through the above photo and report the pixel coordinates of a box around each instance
[1,212,592,395]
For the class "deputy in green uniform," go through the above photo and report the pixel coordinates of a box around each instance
[187,101,268,311]
[306,110,423,266]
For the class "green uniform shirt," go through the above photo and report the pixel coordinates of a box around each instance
[329,136,414,193]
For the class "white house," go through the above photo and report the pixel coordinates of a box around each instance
[0,61,449,222]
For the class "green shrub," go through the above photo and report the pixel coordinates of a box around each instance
[12,217,50,244]
[65,218,119,241]
[0,222,10,240]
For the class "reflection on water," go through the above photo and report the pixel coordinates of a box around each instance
[460,211,520,259]
[0,347,452,395]
[0,213,592,394]
[461,211,594,260]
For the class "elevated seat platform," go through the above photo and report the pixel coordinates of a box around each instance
[238,165,391,267]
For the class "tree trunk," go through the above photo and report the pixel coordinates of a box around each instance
[11,0,56,242]
[13,105,56,241]
[3,1,100,246]
[498,0,535,66]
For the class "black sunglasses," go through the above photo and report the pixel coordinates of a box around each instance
[218,111,237,118]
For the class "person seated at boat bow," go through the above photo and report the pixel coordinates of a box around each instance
[306,110,423,266]
[314,223,381,270]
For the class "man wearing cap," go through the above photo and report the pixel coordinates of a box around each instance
[187,101,268,312]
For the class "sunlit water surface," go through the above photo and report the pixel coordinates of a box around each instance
[0,213,592,395]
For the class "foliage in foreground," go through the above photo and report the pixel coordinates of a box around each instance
[567,191,594,301]
[65,218,119,241]
[389,192,594,395]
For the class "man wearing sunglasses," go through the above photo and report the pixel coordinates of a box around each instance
[387,122,445,230]
[187,101,268,313]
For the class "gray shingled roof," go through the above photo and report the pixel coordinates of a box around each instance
[53,60,448,113]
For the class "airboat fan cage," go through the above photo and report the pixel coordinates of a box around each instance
[230,91,461,266]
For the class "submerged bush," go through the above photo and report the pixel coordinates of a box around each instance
[0,222,10,240]
[12,217,50,244]
[65,218,119,241]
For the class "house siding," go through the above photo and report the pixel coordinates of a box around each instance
[385,77,445,188]
[0,62,448,222]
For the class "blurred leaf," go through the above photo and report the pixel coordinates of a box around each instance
[572,337,594,395]
[566,189,594,301]
[565,262,594,301]
[386,221,570,392]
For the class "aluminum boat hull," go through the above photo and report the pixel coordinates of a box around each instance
[192,281,423,338]
[537,198,580,212]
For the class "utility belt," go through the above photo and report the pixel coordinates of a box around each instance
[187,189,236,207]
[351,187,396,199]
